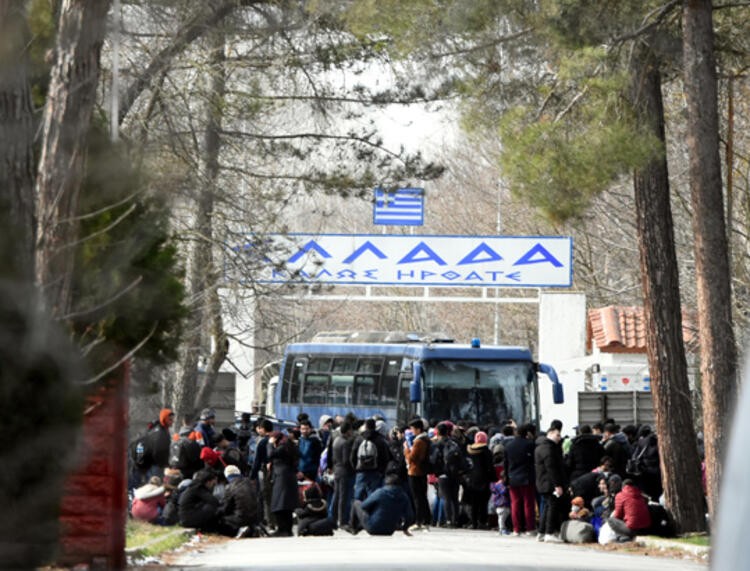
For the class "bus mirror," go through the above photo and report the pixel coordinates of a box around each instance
[552,382,564,404]
[537,362,564,404]
[410,363,423,403]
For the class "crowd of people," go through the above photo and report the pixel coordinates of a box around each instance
[127,407,678,543]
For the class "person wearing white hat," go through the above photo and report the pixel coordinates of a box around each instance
[220,465,260,538]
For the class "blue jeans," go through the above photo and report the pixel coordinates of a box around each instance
[353,471,383,502]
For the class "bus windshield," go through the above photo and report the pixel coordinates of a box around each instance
[422,360,536,426]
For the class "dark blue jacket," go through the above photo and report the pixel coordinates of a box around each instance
[503,435,536,487]
[361,485,414,535]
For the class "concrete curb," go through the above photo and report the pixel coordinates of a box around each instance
[638,536,710,557]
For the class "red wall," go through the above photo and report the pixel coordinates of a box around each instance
[58,364,129,568]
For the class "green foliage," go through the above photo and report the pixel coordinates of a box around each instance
[72,127,187,371]
[498,70,662,223]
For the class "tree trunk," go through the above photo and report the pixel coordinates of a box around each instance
[35,0,113,317]
[173,31,227,421]
[0,1,36,282]
[683,0,739,523]
[630,43,706,532]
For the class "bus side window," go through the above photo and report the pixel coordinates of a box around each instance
[380,358,400,406]
[330,374,353,405]
[354,375,377,405]
[289,359,306,403]
[303,373,329,405]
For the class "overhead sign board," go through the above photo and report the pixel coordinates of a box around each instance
[373,187,424,226]
[235,234,573,288]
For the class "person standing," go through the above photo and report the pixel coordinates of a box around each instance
[403,419,431,530]
[565,424,604,482]
[434,422,463,528]
[149,408,175,476]
[267,431,299,537]
[464,431,495,529]
[350,418,391,502]
[503,423,537,536]
[297,419,323,481]
[330,421,356,528]
[251,418,274,528]
[535,425,567,543]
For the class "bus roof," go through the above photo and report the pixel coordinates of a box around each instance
[284,342,534,362]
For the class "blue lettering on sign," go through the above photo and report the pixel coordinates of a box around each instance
[342,241,388,264]
[397,270,416,279]
[421,271,436,280]
[506,272,521,282]
[315,269,333,279]
[465,271,483,281]
[363,269,378,279]
[513,243,563,267]
[288,240,332,263]
[337,269,356,279]
[398,242,448,265]
[457,243,503,265]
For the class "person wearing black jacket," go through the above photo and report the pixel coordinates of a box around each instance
[565,424,605,482]
[464,431,495,529]
[250,418,273,527]
[268,431,300,537]
[630,426,662,501]
[602,423,628,478]
[178,469,222,532]
[220,465,259,537]
[535,426,566,542]
[503,423,537,535]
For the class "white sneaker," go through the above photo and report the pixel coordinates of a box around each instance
[536,532,545,542]
[511,531,520,537]
[544,534,564,543]
[524,531,537,538]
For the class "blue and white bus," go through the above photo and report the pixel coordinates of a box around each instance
[270,331,564,428]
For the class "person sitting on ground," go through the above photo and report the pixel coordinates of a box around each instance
[220,465,259,538]
[131,476,166,524]
[609,479,651,541]
[179,469,224,533]
[344,473,415,536]
[296,483,335,536]
[162,477,191,526]
[569,496,591,522]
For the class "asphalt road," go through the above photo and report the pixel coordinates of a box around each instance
[170,528,707,571]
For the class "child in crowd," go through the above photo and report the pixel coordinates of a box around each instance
[569,496,591,522]
[490,477,511,535]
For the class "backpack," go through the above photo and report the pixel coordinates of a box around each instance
[429,441,445,475]
[357,438,378,471]
[169,438,193,471]
[130,435,154,470]
[443,439,465,476]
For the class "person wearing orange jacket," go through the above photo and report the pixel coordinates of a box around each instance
[404,418,431,530]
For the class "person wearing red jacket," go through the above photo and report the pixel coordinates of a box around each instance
[609,479,652,539]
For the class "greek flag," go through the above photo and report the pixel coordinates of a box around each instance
[373,187,424,226]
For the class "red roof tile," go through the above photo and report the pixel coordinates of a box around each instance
[587,306,697,354]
